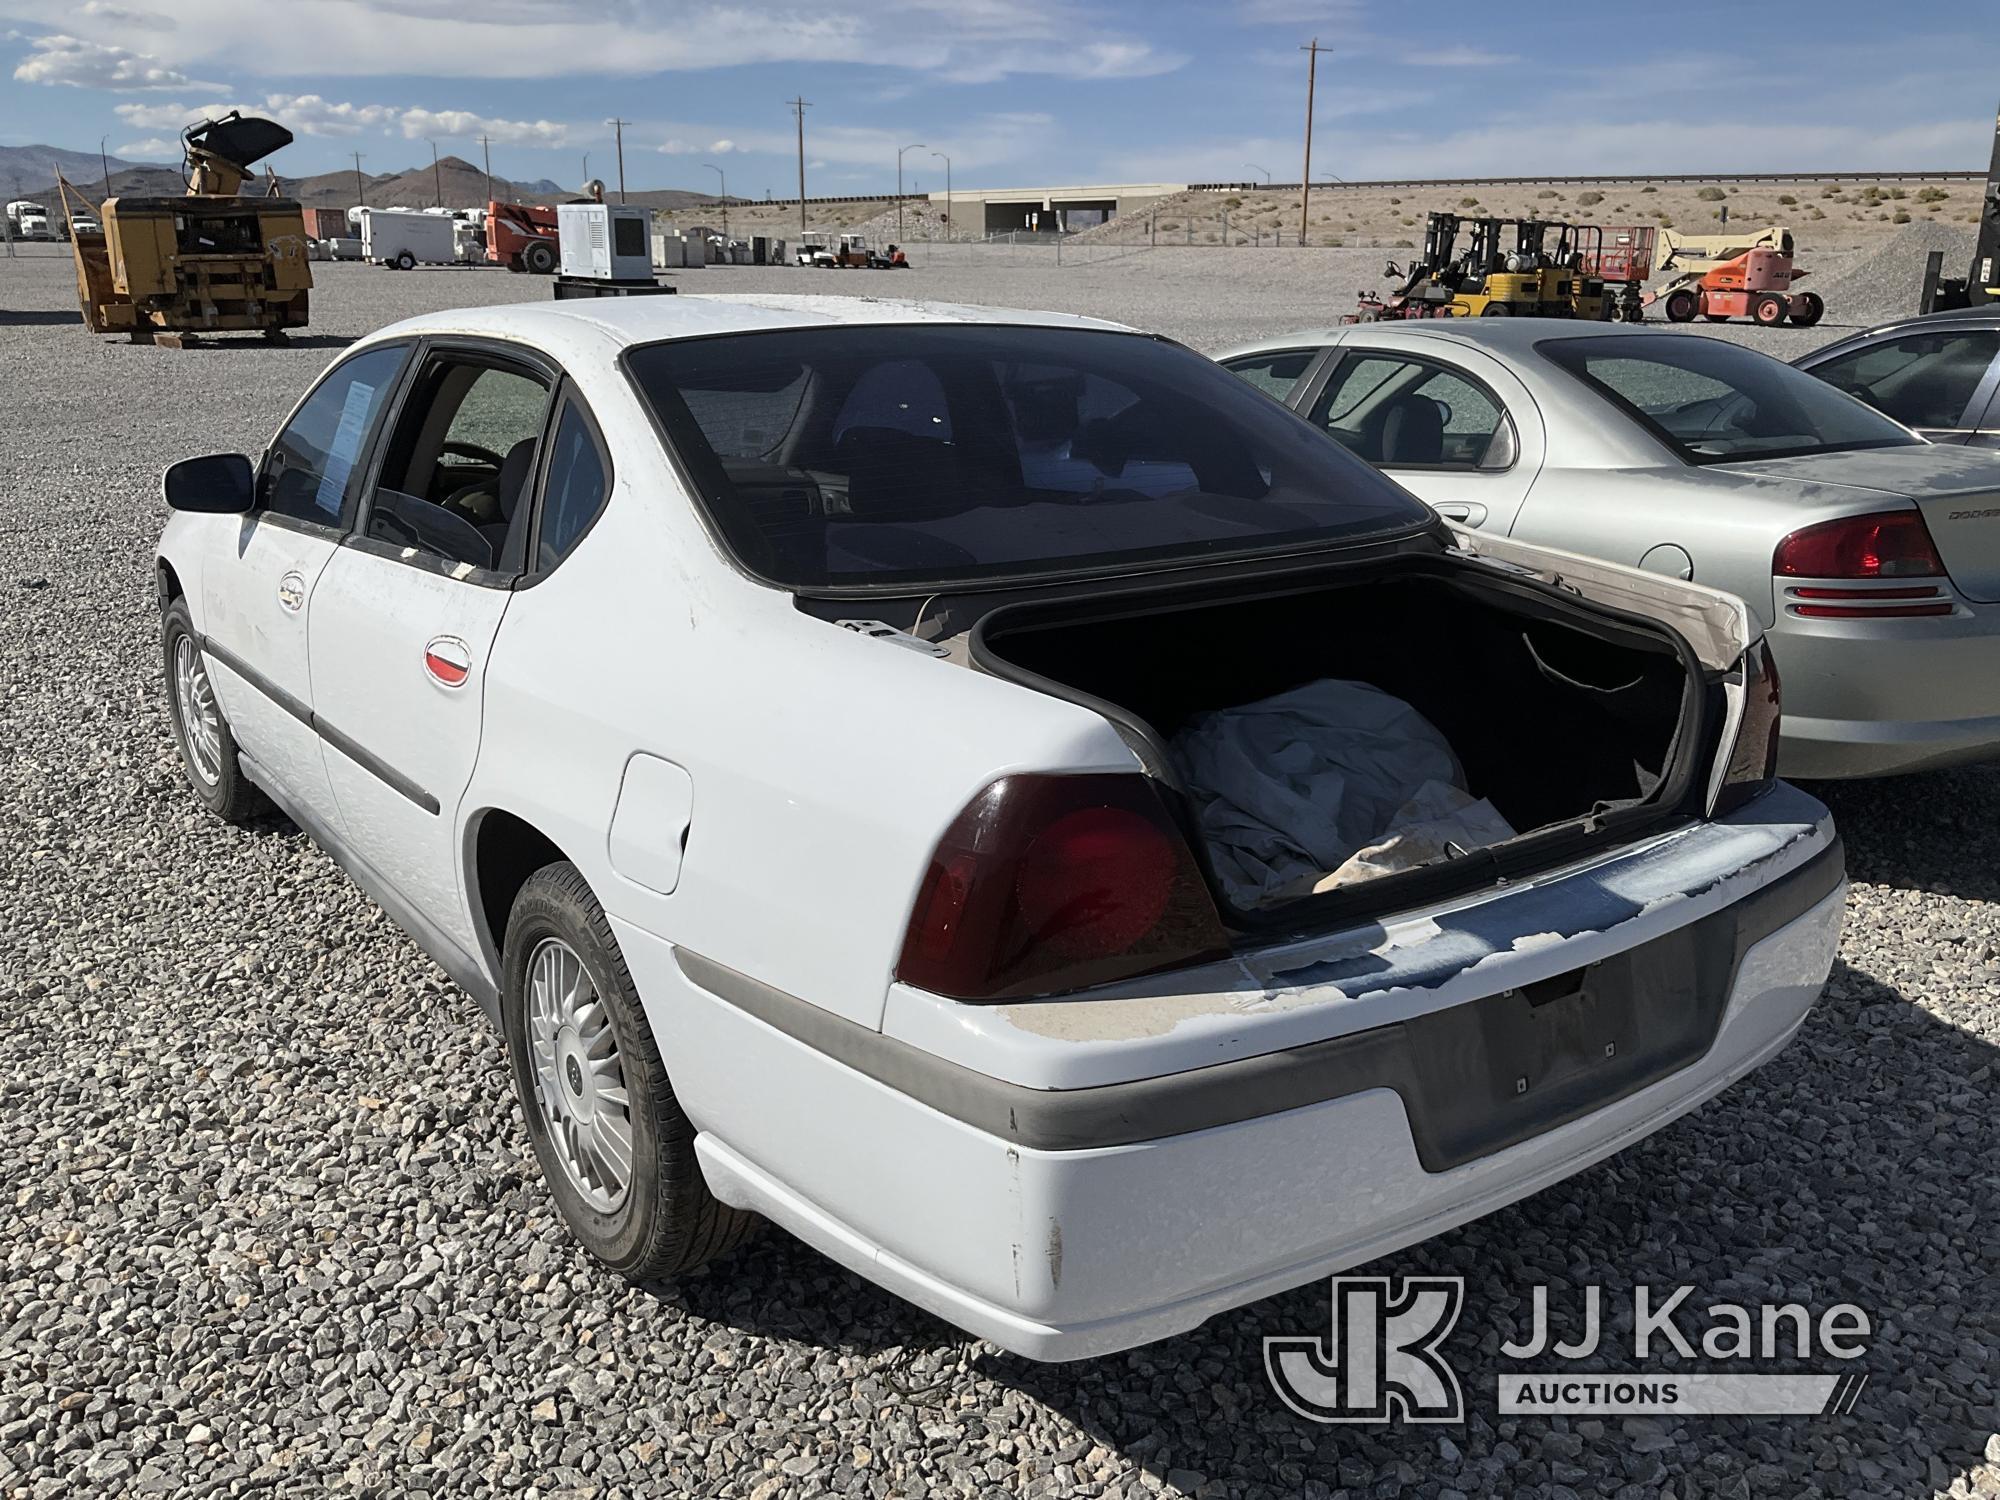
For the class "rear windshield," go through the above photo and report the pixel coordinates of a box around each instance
[625,323,1432,588]
[1540,333,1920,464]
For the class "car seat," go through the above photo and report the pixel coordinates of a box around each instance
[1377,394,1446,466]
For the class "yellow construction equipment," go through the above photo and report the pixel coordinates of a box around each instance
[62,111,311,347]
[1357,213,1614,321]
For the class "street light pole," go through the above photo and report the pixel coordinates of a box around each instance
[429,139,442,208]
[1245,161,1271,184]
[480,134,493,204]
[704,163,727,241]
[99,135,110,194]
[930,150,950,242]
[353,151,366,207]
[897,142,925,244]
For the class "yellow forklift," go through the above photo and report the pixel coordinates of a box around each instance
[1356,212,1613,321]
[61,111,311,346]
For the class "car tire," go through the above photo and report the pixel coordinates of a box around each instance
[1791,292,1825,328]
[524,242,556,275]
[1752,292,1788,327]
[162,598,266,824]
[1663,289,1699,323]
[394,250,417,271]
[501,862,756,1280]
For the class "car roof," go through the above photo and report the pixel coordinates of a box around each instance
[1216,317,1672,364]
[358,292,1138,362]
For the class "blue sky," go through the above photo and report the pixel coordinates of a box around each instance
[3,0,1994,194]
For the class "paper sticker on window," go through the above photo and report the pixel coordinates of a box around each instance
[315,380,377,517]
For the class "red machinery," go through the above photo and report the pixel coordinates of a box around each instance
[1647,226,1823,328]
[488,200,559,274]
[1577,225,1656,323]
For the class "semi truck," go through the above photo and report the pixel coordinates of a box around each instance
[6,200,51,240]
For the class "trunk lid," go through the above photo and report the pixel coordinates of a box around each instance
[1444,523,1752,671]
[1714,446,2000,603]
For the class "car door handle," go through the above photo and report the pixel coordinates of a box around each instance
[1433,502,1488,526]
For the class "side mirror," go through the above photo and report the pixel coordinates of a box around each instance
[163,453,255,513]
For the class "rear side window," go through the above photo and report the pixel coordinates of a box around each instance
[1307,353,1514,470]
[260,344,409,526]
[536,400,611,571]
[1810,329,2000,430]
[1223,349,1319,401]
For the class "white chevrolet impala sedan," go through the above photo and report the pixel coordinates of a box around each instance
[157,294,1843,1360]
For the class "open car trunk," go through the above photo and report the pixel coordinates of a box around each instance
[971,553,1714,931]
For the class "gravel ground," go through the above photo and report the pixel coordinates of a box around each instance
[3,245,1998,1500]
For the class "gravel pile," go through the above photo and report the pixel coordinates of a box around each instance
[1805,222,1978,331]
[2,246,1997,1499]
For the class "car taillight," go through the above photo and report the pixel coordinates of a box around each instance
[897,773,1231,1001]
[1715,639,1781,814]
[1773,509,1944,580]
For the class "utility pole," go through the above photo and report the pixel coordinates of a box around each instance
[610,118,629,203]
[789,97,810,246]
[353,151,366,207]
[1300,38,1325,245]
[480,134,492,204]
[931,149,951,242]
[98,134,110,194]
[896,142,926,243]
[429,139,442,208]
[703,163,728,240]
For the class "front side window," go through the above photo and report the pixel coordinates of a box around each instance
[1542,334,1920,464]
[626,324,1431,589]
[1223,349,1319,401]
[260,344,410,527]
[366,355,551,571]
[1307,353,1513,470]
[1809,329,2000,431]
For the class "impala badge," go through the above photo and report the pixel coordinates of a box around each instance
[424,636,473,689]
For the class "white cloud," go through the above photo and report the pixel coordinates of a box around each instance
[79,1,174,27]
[0,0,1181,83]
[266,91,397,136]
[113,93,572,149]
[12,32,215,89]
[397,107,570,146]
[113,98,235,129]
[114,136,175,157]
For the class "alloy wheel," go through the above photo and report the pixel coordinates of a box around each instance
[526,936,635,1213]
[173,634,223,786]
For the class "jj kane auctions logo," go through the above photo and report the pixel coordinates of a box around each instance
[1267,1277,1872,1423]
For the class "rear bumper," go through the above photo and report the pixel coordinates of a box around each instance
[625,790,1842,1361]
[1771,603,2000,778]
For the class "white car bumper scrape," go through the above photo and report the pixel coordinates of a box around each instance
[619,782,1844,1362]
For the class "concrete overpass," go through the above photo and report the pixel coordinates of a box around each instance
[926,181,1187,235]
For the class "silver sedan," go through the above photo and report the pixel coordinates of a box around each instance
[1217,321,2000,778]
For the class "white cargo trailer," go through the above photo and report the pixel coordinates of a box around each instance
[357,207,461,269]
